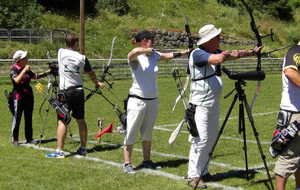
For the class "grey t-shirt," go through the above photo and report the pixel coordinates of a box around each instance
[189,48,223,107]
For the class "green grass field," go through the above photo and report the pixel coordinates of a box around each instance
[0,74,290,190]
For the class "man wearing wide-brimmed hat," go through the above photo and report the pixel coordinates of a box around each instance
[186,24,262,188]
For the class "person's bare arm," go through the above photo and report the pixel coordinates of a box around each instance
[284,68,300,88]
[223,46,263,61]
[33,69,51,79]
[86,71,105,88]
[159,49,190,61]
[127,47,153,62]
[207,53,228,65]
[13,65,30,84]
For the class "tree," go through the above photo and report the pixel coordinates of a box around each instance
[96,0,130,16]
[37,0,98,16]
[0,0,43,29]
[217,0,294,21]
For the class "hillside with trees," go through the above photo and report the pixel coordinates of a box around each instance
[0,0,300,58]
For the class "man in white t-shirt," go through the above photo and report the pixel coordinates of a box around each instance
[187,24,262,188]
[273,42,300,190]
[46,34,105,158]
[123,30,189,173]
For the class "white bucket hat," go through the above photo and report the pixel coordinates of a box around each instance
[13,50,28,62]
[196,24,222,45]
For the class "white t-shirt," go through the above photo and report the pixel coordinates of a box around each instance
[280,45,300,112]
[189,48,223,107]
[128,51,161,98]
[58,48,90,90]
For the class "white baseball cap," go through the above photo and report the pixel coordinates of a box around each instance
[196,24,222,45]
[13,50,28,62]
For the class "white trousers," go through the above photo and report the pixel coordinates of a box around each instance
[188,103,220,178]
[123,97,158,145]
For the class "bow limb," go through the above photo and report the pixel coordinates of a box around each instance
[100,36,117,89]
[250,81,261,110]
[184,16,193,49]
[239,1,274,190]
[240,0,263,111]
[86,37,118,102]
[171,4,192,110]
[172,70,189,111]
[168,118,186,144]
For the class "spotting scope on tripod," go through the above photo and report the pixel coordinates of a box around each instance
[221,66,265,81]
[203,66,273,190]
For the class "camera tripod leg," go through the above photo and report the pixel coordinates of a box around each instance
[238,98,250,180]
[243,95,274,190]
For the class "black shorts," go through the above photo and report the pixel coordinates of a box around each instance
[64,88,85,119]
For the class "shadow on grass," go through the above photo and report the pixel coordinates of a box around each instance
[134,159,188,171]
[88,144,122,153]
[155,159,188,168]
[65,143,122,158]
[250,177,275,190]
[212,151,238,159]
[18,137,57,145]
[38,137,57,144]
[208,169,258,182]
[209,170,274,190]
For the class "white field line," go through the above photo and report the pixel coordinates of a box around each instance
[20,143,245,190]
[71,137,272,174]
[154,127,271,145]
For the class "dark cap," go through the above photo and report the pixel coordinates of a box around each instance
[134,30,154,42]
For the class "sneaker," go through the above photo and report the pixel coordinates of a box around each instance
[76,147,87,156]
[140,160,158,169]
[45,151,65,158]
[187,177,207,189]
[123,163,136,174]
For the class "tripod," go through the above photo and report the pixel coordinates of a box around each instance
[38,74,60,140]
[206,79,274,190]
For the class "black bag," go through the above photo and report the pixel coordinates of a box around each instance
[269,110,298,157]
[185,104,199,137]
[48,96,71,125]
[118,96,129,131]
[270,120,300,157]
[118,111,127,130]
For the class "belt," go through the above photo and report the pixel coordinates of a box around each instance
[128,94,157,100]
[64,85,83,91]
[191,73,216,81]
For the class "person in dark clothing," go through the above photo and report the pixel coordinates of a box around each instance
[10,50,50,146]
